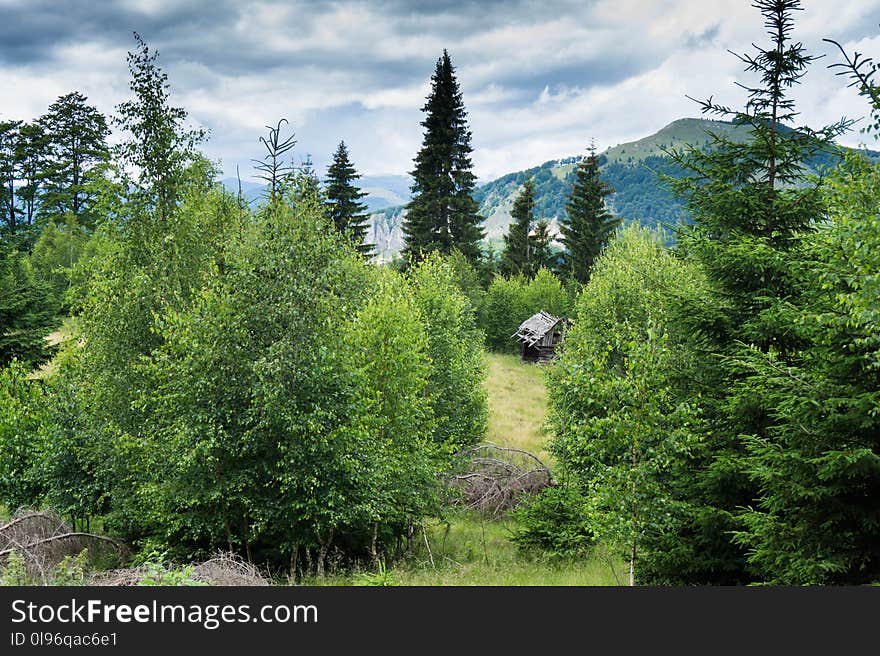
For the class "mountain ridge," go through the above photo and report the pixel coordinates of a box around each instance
[227,117,880,260]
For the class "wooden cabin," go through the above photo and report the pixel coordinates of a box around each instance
[512,311,571,363]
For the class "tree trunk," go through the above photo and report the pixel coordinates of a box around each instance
[370,522,379,567]
[629,540,636,587]
[289,544,299,583]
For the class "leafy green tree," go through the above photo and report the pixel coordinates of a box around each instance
[38,92,110,229]
[478,268,571,353]
[114,32,206,226]
[408,253,487,451]
[547,225,704,585]
[443,248,485,313]
[325,141,372,256]
[649,0,849,584]
[523,267,572,320]
[500,179,536,277]
[403,50,484,263]
[30,216,90,307]
[343,270,439,561]
[479,274,531,353]
[560,144,619,285]
[0,360,47,509]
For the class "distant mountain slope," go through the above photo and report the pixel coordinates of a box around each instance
[221,174,411,213]
[222,119,879,260]
[367,117,880,259]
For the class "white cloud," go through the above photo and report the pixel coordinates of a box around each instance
[3,0,880,180]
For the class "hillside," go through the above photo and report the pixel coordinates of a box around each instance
[223,118,878,261]
[366,117,878,259]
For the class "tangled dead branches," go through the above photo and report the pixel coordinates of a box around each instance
[447,444,553,516]
[192,552,271,586]
[0,509,128,584]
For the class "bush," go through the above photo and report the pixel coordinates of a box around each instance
[510,485,594,557]
[408,253,488,451]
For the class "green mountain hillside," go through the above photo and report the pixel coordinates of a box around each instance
[365,117,877,259]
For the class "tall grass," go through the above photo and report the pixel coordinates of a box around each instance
[310,514,622,586]
[484,352,552,463]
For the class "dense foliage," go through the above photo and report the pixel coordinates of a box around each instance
[0,36,487,577]
[4,3,880,587]
[478,268,572,353]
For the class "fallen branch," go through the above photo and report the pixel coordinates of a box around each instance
[0,532,126,560]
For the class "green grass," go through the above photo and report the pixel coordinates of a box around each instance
[309,515,622,586]
[484,352,552,464]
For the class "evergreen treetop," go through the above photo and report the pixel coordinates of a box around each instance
[560,143,619,285]
[325,141,373,257]
[643,0,852,585]
[403,50,484,264]
[39,91,110,229]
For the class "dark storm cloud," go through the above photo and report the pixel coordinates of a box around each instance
[0,0,625,95]
[0,0,240,65]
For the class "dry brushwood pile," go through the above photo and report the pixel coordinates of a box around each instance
[192,553,271,586]
[448,443,553,515]
[87,552,271,586]
[0,509,127,584]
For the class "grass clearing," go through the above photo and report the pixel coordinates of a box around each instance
[484,352,553,463]
[310,515,622,586]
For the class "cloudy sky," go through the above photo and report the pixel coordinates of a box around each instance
[3,0,880,182]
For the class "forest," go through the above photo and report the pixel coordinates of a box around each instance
[2,0,880,586]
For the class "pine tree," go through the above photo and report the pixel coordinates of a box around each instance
[0,121,21,236]
[500,178,535,277]
[325,141,372,256]
[642,0,850,584]
[0,242,57,367]
[403,50,484,264]
[15,122,49,230]
[38,92,110,229]
[529,218,557,272]
[560,144,619,285]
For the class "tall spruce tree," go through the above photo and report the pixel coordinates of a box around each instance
[560,143,619,285]
[325,141,372,256]
[720,36,880,585]
[0,121,22,236]
[500,178,535,277]
[642,0,849,584]
[38,92,110,229]
[402,50,484,263]
[529,218,557,273]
